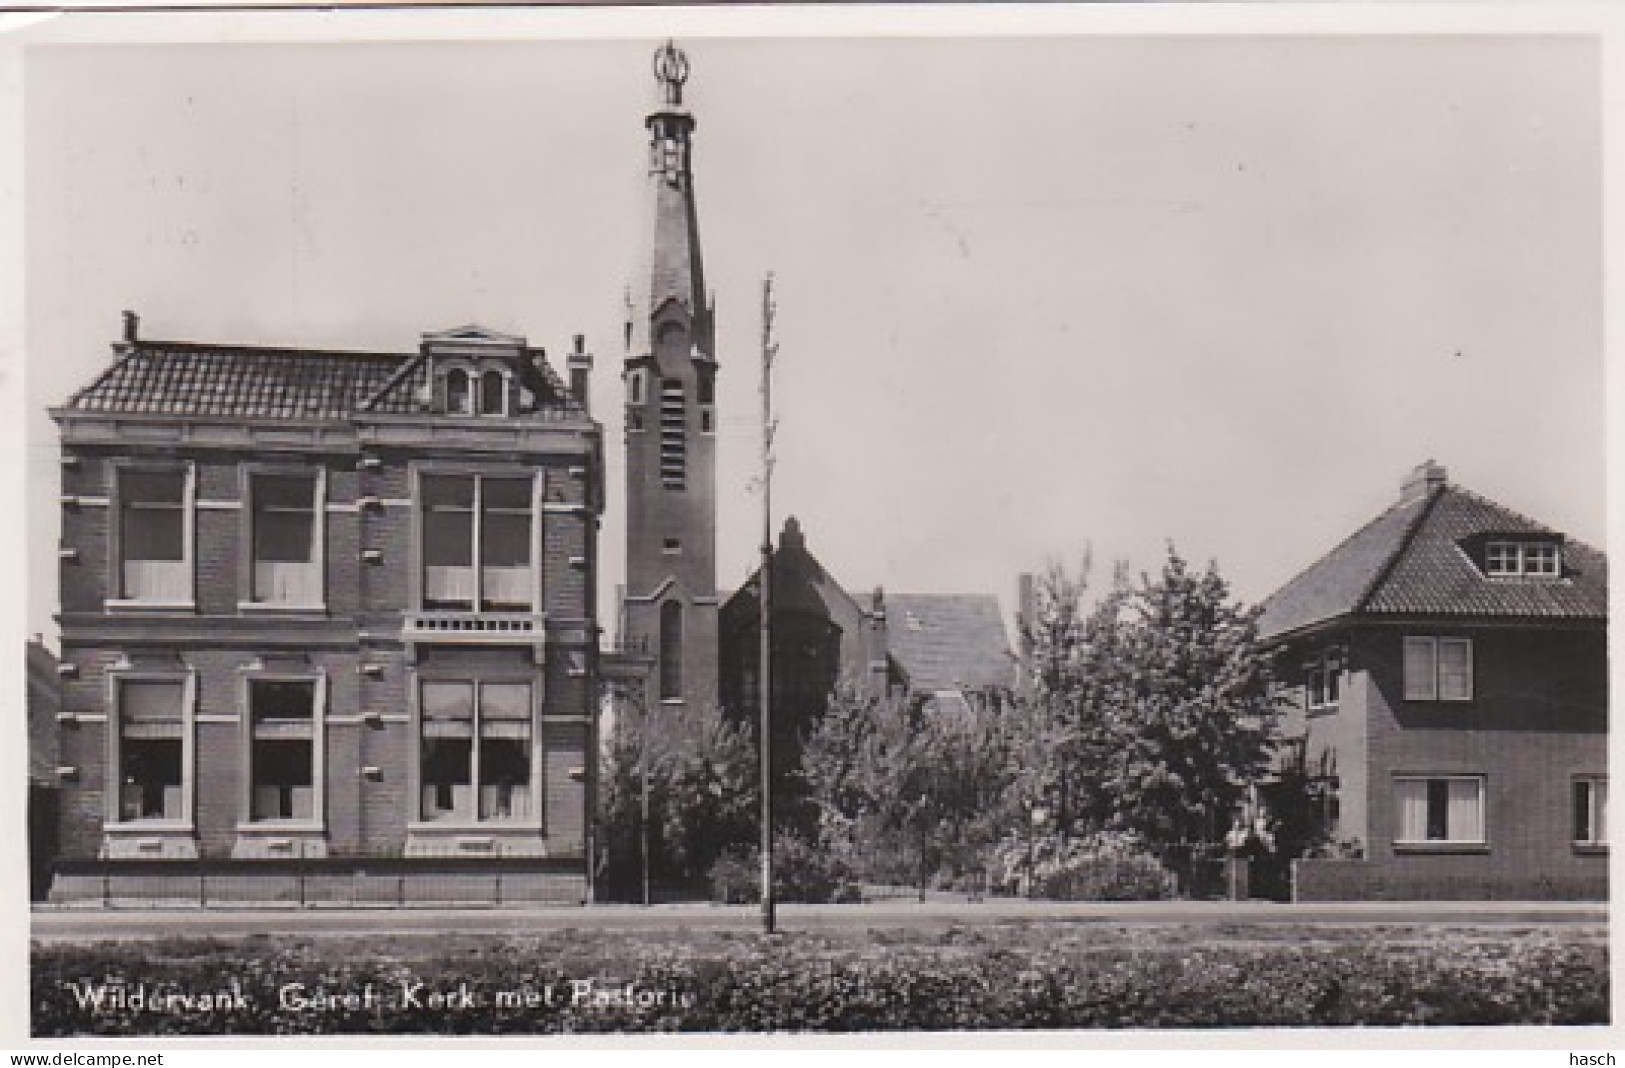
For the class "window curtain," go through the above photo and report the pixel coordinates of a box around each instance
[1438,639,1472,701]
[1396,778,1428,842]
[1403,638,1437,701]
[1446,778,1483,842]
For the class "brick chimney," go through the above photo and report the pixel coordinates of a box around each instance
[121,310,139,344]
[567,333,593,412]
[1015,572,1036,697]
[1401,460,1448,503]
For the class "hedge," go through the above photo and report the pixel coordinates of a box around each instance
[32,924,1606,1035]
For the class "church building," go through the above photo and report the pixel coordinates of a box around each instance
[615,42,721,718]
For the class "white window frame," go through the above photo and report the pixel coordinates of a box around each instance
[1574,776,1608,847]
[1486,539,1562,577]
[1403,636,1473,702]
[1394,773,1486,846]
[1523,542,1561,577]
[237,667,327,831]
[240,466,327,612]
[105,668,196,831]
[1305,649,1341,712]
[108,463,196,610]
[407,671,543,831]
[412,467,542,614]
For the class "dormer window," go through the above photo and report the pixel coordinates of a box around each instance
[480,370,507,416]
[446,369,472,415]
[1485,539,1561,578]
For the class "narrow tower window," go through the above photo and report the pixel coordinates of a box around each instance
[660,600,683,701]
[660,378,687,489]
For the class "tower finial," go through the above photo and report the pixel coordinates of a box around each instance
[653,39,689,108]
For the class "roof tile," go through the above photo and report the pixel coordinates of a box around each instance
[1260,476,1606,640]
[886,593,1015,693]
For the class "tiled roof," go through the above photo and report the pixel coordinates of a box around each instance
[1364,486,1607,619]
[886,593,1016,693]
[64,342,412,420]
[1259,473,1606,641]
[62,339,579,419]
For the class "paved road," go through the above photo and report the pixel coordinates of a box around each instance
[30,898,1607,943]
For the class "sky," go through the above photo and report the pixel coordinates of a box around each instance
[16,28,1605,646]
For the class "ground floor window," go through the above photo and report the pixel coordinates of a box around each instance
[1395,775,1484,844]
[248,678,320,822]
[419,680,534,823]
[1574,777,1608,846]
[114,678,188,823]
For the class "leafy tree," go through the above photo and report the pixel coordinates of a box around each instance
[1098,546,1280,861]
[596,699,757,899]
[800,681,1017,891]
[1013,545,1281,870]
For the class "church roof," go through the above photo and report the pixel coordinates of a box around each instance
[1258,464,1606,641]
[886,593,1017,693]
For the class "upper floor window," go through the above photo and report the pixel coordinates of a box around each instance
[248,473,322,608]
[480,370,507,416]
[1403,636,1472,702]
[1574,777,1608,847]
[420,473,534,612]
[1485,540,1561,578]
[117,467,192,605]
[112,676,190,825]
[446,368,473,415]
[1305,648,1342,711]
[629,371,646,406]
[419,679,535,824]
[247,678,322,824]
[1395,774,1484,845]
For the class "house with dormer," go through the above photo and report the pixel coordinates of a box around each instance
[48,318,605,903]
[1259,462,1607,900]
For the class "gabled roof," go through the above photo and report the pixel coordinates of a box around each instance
[886,593,1016,693]
[1259,465,1607,641]
[63,341,410,420]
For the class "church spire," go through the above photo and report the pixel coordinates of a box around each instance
[645,40,713,361]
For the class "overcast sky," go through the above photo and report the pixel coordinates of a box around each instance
[19,31,1604,644]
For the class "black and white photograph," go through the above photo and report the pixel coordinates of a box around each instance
[3,3,1615,1047]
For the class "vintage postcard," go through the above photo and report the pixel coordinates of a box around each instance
[2,2,1617,1052]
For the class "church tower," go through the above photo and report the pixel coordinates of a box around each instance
[619,41,719,712]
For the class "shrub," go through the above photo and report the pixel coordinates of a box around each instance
[988,831,1175,901]
[32,924,1608,1034]
[707,835,853,904]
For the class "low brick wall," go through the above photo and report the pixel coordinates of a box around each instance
[1292,858,1608,901]
[48,858,589,908]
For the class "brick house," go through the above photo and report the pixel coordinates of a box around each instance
[1259,462,1607,900]
[48,320,604,904]
[27,637,62,900]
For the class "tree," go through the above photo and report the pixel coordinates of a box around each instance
[596,699,757,899]
[800,681,1018,891]
[1013,554,1131,839]
[1012,545,1282,873]
[1097,546,1280,862]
